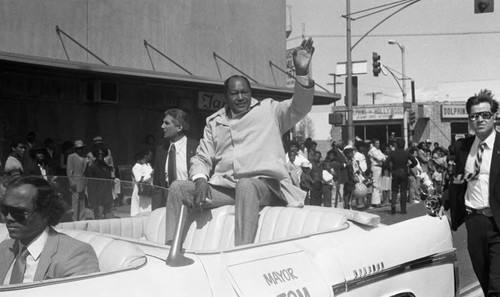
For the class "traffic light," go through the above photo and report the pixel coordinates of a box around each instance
[409,109,416,127]
[372,52,381,77]
[475,0,494,13]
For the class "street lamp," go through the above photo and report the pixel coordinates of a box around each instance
[388,39,409,148]
[388,40,406,102]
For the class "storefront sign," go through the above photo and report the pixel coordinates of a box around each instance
[352,106,404,121]
[441,105,467,119]
[227,251,332,297]
[197,92,226,111]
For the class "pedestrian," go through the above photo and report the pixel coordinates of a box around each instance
[368,139,386,207]
[66,140,88,221]
[387,137,417,214]
[4,140,26,177]
[444,89,500,296]
[131,149,154,216]
[85,146,114,219]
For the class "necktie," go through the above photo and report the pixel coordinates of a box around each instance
[467,142,486,181]
[168,143,177,185]
[10,246,30,284]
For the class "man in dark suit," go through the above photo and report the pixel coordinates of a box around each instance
[0,176,99,284]
[445,89,500,296]
[153,108,199,209]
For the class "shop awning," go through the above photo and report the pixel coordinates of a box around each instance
[0,51,340,105]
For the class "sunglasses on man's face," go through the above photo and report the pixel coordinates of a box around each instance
[0,204,34,223]
[468,111,495,121]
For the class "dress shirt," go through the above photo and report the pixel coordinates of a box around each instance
[465,132,496,209]
[4,227,49,285]
[165,136,188,183]
[354,151,367,172]
[369,146,386,166]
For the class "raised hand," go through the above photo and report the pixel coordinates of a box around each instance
[293,37,315,76]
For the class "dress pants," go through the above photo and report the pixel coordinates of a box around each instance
[71,190,85,221]
[465,214,500,296]
[391,169,408,213]
[166,178,283,246]
[371,166,383,205]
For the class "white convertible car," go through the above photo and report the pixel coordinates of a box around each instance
[0,177,457,297]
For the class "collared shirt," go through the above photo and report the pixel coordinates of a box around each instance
[4,227,49,285]
[165,135,188,183]
[465,132,496,209]
[368,146,386,166]
[354,151,367,172]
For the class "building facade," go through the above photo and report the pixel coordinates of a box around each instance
[330,101,471,148]
[0,1,337,166]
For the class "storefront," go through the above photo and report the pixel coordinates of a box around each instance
[440,104,470,142]
[334,105,404,145]
[330,101,471,149]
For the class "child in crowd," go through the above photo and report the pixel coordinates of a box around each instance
[380,167,392,206]
[343,148,359,209]
[432,167,443,195]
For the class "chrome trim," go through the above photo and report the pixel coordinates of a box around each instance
[332,249,457,295]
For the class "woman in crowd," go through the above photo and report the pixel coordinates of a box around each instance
[86,145,114,219]
[131,149,154,216]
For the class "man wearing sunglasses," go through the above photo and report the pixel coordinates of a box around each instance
[0,176,99,284]
[444,89,500,296]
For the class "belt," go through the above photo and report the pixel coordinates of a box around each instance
[466,207,493,217]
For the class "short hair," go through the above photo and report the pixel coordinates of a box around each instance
[164,108,190,133]
[395,137,405,149]
[135,148,153,162]
[91,145,108,158]
[10,139,25,149]
[289,141,299,150]
[343,147,355,155]
[466,89,498,114]
[3,176,67,226]
[224,75,252,93]
[372,138,380,143]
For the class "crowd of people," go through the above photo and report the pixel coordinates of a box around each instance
[285,136,451,215]
[0,133,121,221]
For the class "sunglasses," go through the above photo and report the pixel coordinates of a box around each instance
[0,204,34,223]
[468,111,495,121]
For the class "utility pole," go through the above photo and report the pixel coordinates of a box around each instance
[346,0,354,142]
[366,92,382,105]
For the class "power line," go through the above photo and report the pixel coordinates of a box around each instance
[288,30,500,41]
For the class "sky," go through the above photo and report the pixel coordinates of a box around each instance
[287,0,500,140]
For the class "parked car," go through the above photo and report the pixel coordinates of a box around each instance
[0,177,457,296]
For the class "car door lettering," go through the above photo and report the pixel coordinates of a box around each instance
[263,268,298,286]
[276,287,310,297]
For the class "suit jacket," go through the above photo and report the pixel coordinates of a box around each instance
[0,228,99,283]
[66,153,88,192]
[190,81,315,206]
[446,133,500,231]
[153,137,199,188]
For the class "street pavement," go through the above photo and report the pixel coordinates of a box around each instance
[366,201,483,297]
